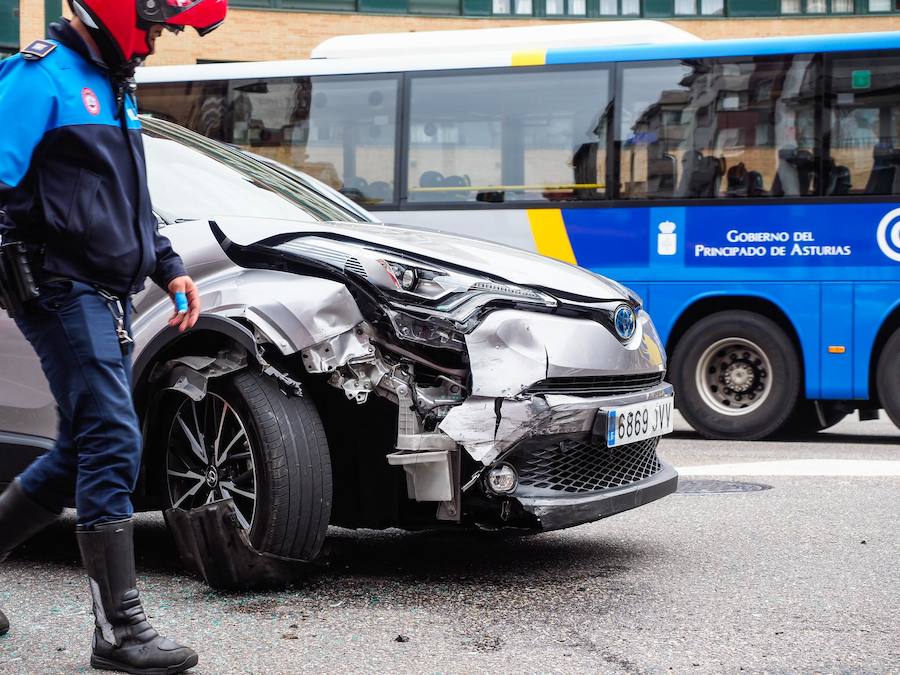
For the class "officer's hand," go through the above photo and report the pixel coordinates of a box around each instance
[167,276,200,333]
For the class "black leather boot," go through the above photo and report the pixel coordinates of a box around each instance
[77,519,198,674]
[0,479,61,636]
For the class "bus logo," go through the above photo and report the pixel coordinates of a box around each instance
[658,221,677,256]
[877,208,900,262]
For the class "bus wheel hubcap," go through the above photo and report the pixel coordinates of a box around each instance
[696,338,772,416]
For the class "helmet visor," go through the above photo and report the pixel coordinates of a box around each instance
[137,0,226,33]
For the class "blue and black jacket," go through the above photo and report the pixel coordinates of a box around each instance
[0,20,185,296]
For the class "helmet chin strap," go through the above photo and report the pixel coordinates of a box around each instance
[113,58,141,82]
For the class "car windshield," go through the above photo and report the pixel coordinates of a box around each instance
[142,117,374,225]
[238,148,375,223]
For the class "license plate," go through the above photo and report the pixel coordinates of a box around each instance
[605,397,674,447]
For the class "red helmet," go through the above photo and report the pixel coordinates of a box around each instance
[71,0,227,65]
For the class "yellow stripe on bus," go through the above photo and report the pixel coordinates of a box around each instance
[409,183,603,192]
[512,50,546,67]
[528,209,577,265]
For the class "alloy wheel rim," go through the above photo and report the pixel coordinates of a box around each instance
[166,392,257,531]
[695,337,773,416]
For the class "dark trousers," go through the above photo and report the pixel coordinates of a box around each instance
[13,279,141,528]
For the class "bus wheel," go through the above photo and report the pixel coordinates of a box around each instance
[672,311,800,440]
[876,328,900,430]
[785,401,849,436]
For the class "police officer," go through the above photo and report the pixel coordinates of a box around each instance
[0,0,225,671]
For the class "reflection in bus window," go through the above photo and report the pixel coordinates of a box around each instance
[138,80,230,140]
[138,76,398,206]
[406,68,610,203]
[617,56,819,199]
[828,55,900,196]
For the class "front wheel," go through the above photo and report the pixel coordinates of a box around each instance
[876,328,900,430]
[671,311,800,440]
[163,368,332,561]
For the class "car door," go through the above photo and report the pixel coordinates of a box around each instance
[0,307,57,451]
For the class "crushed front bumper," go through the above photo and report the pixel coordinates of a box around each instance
[434,307,677,530]
[516,461,678,531]
[441,383,677,531]
[440,383,674,464]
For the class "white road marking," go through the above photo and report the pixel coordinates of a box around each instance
[676,459,900,477]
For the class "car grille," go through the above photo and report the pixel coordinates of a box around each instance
[513,437,661,494]
[523,372,664,397]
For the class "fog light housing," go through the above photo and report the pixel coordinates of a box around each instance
[487,464,517,494]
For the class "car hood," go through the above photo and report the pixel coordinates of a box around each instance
[214,216,628,301]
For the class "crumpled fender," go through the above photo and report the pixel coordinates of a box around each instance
[132,219,365,358]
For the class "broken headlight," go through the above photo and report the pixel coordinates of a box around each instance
[375,258,556,321]
[274,236,557,325]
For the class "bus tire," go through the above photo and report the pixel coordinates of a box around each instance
[876,328,900,430]
[784,401,849,436]
[671,310,800,440]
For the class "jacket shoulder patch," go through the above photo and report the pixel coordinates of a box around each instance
[20,40,57,61]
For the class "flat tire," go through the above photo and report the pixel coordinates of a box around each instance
[163,369,332,561]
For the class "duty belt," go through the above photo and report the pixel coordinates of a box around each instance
[0,242,40,318]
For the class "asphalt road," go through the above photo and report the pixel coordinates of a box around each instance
[1,414,898,674]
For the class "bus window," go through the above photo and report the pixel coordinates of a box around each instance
[230,76,398,206]
[827,54,900,196]
[138,80,230,141]
[406,67,610,204]
[617,62,693,200]
[139,76,399,206]
[617,56,819,199]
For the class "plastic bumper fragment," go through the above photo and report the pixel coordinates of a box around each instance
[164,498,307,590]
[517,462,678,531]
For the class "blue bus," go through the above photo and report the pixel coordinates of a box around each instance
[138,28,900,439]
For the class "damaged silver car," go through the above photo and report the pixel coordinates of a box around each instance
[0,118,677,568]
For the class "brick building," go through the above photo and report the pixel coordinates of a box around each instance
[3,0,900,64]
